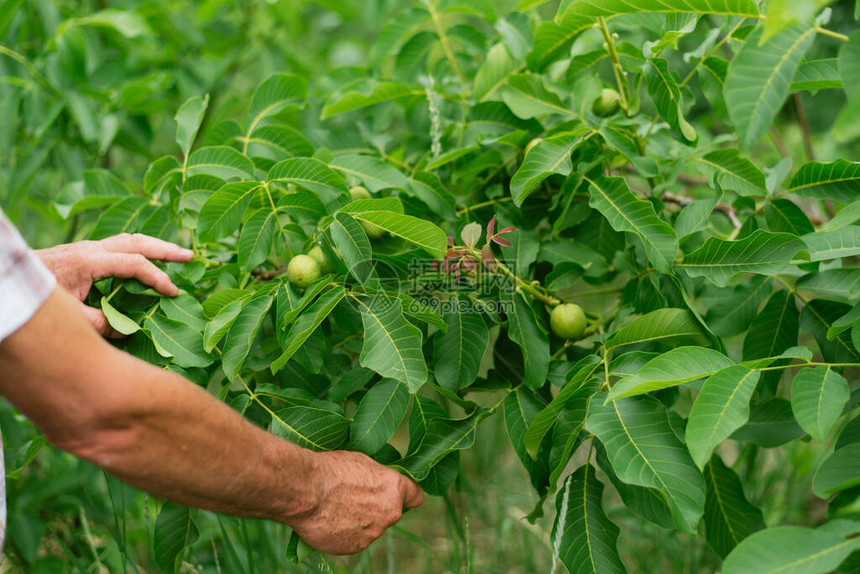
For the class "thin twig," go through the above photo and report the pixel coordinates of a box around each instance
[662,191,742,229]
[770,126,790,158]
[251,267,287,280]
[793,94,815,161]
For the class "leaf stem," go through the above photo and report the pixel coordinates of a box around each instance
[0,45,59,96]
[457,197,513,214]
[679,19,747,89]
[815,26,849,42]
[493,258,561,306]
[425,0,471,98]
[264,182,294,258]
[597,18,629,112]
[758,361,858,372]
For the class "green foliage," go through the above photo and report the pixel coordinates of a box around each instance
[5,0,860,571]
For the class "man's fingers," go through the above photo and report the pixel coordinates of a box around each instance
[79,305,123,339]
[97,253,180,296]
[100,233,194,262]
[400,476,424,509]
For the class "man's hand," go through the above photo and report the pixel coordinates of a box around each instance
[36,233,193,336]
[290,450,424,555]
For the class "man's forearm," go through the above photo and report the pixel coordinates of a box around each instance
[71,349,320,523]
[0,289,316,524]
[0,287,422,554]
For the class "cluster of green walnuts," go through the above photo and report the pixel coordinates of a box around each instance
[286,185,385,288]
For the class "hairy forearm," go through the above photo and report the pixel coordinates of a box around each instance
[73,351,319,522]
[0,289,317,524]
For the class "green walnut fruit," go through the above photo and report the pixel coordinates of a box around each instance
[550,303,587,341]
[349,186,386,238]
[287,254,321,289]
[307,245,333,274]
[592,88,622,116]
[349,185,372,201]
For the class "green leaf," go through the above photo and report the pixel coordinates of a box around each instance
[792,59,842,92]
[321,82,425,119]
[703,455,766,558]
[101,297,140,335]
[394,410,487,480]
[725,25,816,150]
[567,0,760,16]
[407,172,457,220]
[797,270,860,302]
[791,366,850,442]
[272,404,349,452]
[186,146,256,180]
[814,443,860,496]
[802,299,860,364]
[742,289,799,361]
[408,395,448,451]
[474,43,519,102]
[434,298,489,391]
[527,12,592,71]
[368,8,430,68]
[802,227,860,261]
[249,74,308,123]
[687,366,761,469]
[504,388,550,494]
[153,503,199,574]
[511,132,580,205]
[90,197,154,240]
[595,441,674,529]
[763,0,829,42]
[198,181,262,241]
[506,290,550,390]
[160,293,208,333]
[351,211,447,258]
[840,31,860,99]
[605,308,710,350]
[731,398,805,447]
[268,158,350,207]
[787,160,860,203]
[238,208,278,272]
[330,213,377,287]
[501,73,571,118]
[607,347,733,401]
[221,294,274,377]
[587,176,679,273]
[358,296,428,392]
[278,191,326,221]
[765,198,815,235]
[204,298,246,352]
[704,276,773,337]
[722,525,860,574]
[691,149,767,197]
[586,392,706,534]
[679,230,805,287]
[524,356,601,459]
[645,58,697,141]
[175,95,209,158]
[551,464,625,574]
[244,125,315,165]
[70,9,152,37]
[271,287,346,373]
[349,379,410,455]
[329,154,409,193]
[145,314,212,369]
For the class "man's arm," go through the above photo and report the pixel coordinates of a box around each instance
[0,287,422,555]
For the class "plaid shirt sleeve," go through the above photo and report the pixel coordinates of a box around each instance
[0,209,56,559]
[0,209,57,344]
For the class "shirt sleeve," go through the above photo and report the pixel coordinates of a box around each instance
[0,209,57,344]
